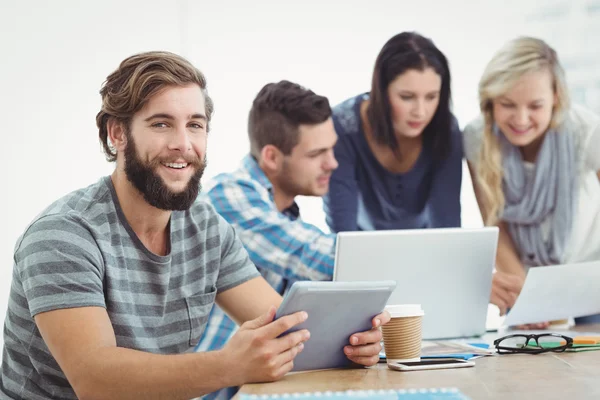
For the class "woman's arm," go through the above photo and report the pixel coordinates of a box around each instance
[429,118,462,227]
[467,161,525,315]
[323,122,360,232]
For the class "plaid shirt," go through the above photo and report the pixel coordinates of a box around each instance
[196,155,336,399]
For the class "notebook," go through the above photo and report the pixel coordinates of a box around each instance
[239,388,470,399]
[531,341,600,352]
[379,341,494,361]
[420,341,494,360]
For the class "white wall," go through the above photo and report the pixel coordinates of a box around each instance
[2,0,598,353]
[0,0,187,353]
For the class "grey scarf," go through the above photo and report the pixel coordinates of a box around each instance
[498,124,577,266]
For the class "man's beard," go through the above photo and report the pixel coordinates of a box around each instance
[278,158,312,197]
[124,135,206,211]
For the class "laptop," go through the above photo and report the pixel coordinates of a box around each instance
[333,227,498,339]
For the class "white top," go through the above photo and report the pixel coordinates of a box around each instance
[385,304,425,318]
[463,104,600,266]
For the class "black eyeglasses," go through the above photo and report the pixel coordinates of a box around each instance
[494,333,573,354]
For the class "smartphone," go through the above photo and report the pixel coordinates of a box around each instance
[388,358,474,371]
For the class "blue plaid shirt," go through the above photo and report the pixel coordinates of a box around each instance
[196,155,336,399]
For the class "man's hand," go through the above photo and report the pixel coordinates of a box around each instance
[343,310,391,366]
[491,271,524,316]
[220,306,309,386]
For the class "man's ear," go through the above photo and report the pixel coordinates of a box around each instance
[259,144,283,173]
[107,119,128,153]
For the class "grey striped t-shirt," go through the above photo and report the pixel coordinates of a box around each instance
[1,176,259,399]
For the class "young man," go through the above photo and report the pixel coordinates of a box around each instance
[0,53,387,400]
[197,81,341,358]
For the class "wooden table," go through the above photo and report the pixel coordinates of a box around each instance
[239,324,600,399]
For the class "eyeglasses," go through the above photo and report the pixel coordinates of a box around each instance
[493,333,573,354]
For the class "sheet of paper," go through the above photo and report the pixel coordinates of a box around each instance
[503,261,600,326]
[421,340,494,356]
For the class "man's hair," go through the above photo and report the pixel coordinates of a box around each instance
[96,51,214,161]
[248,80,331,158]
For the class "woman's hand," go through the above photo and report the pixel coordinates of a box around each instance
[490,270,524,316]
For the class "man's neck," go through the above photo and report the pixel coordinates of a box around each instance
[111,170,172,256]
[271,187,295,213]
[259,163,295,212]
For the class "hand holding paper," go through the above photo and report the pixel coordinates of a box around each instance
[503,261,600,327]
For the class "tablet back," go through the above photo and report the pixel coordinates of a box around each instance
[275,280,396,371]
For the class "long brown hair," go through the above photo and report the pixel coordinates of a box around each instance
[367,31,453,161]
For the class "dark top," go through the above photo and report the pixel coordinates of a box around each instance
[323,93,463,232]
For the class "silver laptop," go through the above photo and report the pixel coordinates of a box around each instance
[333,227,498,339]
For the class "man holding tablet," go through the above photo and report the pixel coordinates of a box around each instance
[197,81,341,351]
[0,52,388,400]
[198,80,347,398]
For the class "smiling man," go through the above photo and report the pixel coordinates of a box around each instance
[0,54,388,400]
[197,82,345,397]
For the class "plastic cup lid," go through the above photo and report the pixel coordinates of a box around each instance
[385,304,424,318]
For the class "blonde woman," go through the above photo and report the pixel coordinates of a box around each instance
[464,37,600,327]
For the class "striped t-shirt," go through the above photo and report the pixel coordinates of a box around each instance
[1,176,259,400]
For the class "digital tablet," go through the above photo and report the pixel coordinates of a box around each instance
[275,280,396,372]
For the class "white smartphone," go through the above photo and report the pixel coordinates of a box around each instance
[388,358,475,371]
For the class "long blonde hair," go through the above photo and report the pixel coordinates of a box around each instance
[476,37,570,225]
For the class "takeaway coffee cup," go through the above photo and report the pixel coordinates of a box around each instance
[381,304,424,365]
